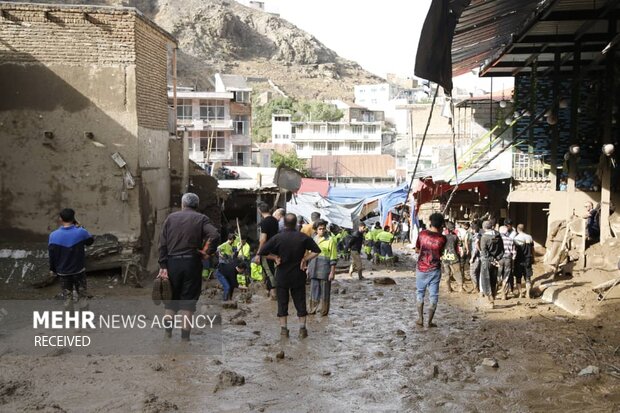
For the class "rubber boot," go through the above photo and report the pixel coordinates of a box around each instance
[526,282,532,299]
[181,329,191,342]
[427,304,437,328]
[63,289,74,312]
[416,302,424,328]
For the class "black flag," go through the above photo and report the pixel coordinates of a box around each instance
[414,0,471,94]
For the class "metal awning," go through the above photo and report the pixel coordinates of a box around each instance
[452,0,620,77]
[414,164,511,185]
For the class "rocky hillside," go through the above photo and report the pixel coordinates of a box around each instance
[29,0,383,100]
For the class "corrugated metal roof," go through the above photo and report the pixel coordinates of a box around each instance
[451,0,620,76]
[452,0,548,76]
[310,155,398,178]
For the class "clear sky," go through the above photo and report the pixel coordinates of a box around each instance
[263,0,513,93]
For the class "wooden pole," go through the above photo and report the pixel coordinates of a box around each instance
[549,51,560,187]
[600,18,616,243]
[568,42,580,192]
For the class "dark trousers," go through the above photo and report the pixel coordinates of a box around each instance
[470,257,480,291]
[480,259,498,298]
[59,272,87,310]
[59,272,87,296]
[276,284,308,317]
[514,260,533,284]
[498,257,513,291]
[165,256,202,312]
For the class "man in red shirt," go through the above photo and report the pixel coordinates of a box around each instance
[415,212,447,328]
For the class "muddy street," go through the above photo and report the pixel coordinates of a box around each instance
[1,260,619,413]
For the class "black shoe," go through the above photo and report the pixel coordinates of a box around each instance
[299,327,308,339]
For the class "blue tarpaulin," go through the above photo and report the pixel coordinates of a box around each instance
[327,183,410,225]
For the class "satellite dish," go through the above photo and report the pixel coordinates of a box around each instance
[273,165,303,192]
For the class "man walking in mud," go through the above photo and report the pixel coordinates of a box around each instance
[256,201,279,299]
[415,212,446,328]
[259,213,321,338]
[347,222,367,280]
[479,220,504,309]
[158,193,219,341]
[48,208,94,311]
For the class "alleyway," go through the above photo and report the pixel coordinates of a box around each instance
[1,259,619,412]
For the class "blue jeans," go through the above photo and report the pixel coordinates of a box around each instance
[215,270,231,301]
[416,268,441,305]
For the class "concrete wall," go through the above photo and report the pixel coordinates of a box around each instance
[0,4,175,271]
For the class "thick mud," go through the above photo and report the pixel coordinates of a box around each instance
[0,260,619,412]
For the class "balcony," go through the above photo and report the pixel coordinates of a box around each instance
[512,152,550,182]
[176,118,234,130]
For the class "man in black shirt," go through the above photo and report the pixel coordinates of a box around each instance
[158,193,220,341]
[256,202,279,299]
[347,222,367,279]
[259,213,321,338]
[441,222,463,292]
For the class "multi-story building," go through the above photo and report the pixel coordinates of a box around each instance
[169,74,252,167]
[271,114,382,159]
[331,100,385,123]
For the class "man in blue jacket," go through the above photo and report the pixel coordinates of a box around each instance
[48,208,94,311]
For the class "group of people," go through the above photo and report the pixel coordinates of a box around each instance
[49,192,537,341]
[415,213,535,327]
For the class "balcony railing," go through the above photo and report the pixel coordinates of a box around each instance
[512,152,550,182]
[176,118,234,130]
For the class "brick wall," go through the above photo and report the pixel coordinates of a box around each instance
[0,4,136,65]
[134,17,171,130]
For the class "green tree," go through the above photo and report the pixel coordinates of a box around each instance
[271,150,310,176]
[293,101,343,122]
[252,97,295,143]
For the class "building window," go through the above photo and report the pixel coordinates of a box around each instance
[282,134,290,140]
[327,124,340,134]
[351,125,363,134]
[234,91,250,103]
[349,142,362,152]
[313,125,322,134]
[371,99,377,104]
[199,100,225,121]
[313,142,326,151]
[177,99,193,120]
[199,131,226,152]
[296,143,305,151]
[363,142,377,152]
[235,115,249,135]
[274,134,281,140]
[366,125,377,134]
[274,116,290,122]
[296,125,304,134]
[328,142,340,152]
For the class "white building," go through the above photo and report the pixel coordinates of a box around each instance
[354,83,399,111]
[271,114,382,159]
[169,74,252,167]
